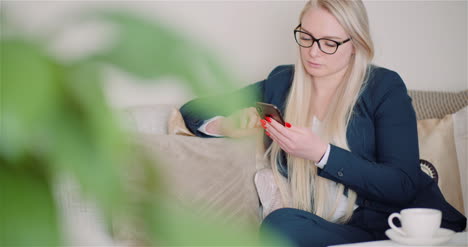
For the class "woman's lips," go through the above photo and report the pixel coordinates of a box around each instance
[307,61,322,68]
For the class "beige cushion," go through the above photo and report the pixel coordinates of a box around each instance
[136,134,261,227]
[453,106,468,216]
[417,115,465,215]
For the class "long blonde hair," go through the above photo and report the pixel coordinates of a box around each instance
[267,0,374,223]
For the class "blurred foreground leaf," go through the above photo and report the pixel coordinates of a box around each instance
[1,40,59,162]
[89,12,258,111]
[146,199,287,246]
[0,157,61,246]
[0,9,288,247]
[1,39,132,222]
[91,12,236,94]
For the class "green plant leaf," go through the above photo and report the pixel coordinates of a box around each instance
[0,40,60,162]
[1,10,289,247]
[0,157,62,246]
[139,198,290,246]
[84,12,254,115]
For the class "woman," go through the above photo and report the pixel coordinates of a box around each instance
[180,0,466,246]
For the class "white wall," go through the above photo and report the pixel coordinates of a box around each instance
[366,0,467,93]
[3,0,467,107]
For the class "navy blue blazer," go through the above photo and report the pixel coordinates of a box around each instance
[180,65,466,238]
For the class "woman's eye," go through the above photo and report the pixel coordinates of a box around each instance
[325,42,337,47]
[300,36,311,41]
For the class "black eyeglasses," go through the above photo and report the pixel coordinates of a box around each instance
[293,24,351,55]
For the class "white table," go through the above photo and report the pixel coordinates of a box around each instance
[330,232,467,247]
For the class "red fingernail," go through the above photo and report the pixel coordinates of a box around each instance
[265,117,272,123]
[260,119,266,125]
[285,122,292,128]
[265,131,271,136]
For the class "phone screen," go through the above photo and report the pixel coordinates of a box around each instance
[256,102,285,126]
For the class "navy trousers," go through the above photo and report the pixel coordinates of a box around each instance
[260,208,376,247]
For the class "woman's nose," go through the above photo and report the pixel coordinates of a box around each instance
[309,41,321,57]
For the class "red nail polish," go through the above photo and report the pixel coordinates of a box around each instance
[265,131,271,136]
[285,122,292,128]
[260,119,266,125]
[265,117,272,123]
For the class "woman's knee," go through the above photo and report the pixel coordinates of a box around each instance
[260,208,372,247]
[262,207,326,226]
[260,208,324,244]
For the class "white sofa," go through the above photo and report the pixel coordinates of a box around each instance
[57,91,467,246]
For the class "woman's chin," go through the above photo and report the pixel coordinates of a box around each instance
[305,67,327,78]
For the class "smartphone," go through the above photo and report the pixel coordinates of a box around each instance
[256,102,286,126]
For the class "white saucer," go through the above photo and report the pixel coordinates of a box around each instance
[385,228,456,246]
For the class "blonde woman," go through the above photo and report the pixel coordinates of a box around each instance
[180,0,466,246]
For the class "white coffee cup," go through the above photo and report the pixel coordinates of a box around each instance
[388,208,442,238]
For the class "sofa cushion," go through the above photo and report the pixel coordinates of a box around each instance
[417,114,465,215]
[453,106,468,216]
[136,134,261,227]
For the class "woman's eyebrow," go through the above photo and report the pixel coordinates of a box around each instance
[300,26,342,39]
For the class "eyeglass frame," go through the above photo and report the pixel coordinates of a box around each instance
[293,24,351,55]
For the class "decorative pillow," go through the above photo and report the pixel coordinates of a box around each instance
[419,159,439,184]
[453,106,468,216]
[417,114,465,215]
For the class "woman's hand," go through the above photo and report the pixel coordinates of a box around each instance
[261,117,328,162]
[206,107,262,137]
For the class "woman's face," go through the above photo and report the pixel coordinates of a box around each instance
[299,7,354,79]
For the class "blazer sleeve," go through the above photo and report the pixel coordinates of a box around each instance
[319,71,421,207]
[179,65,293,137]
[179,79,265,137]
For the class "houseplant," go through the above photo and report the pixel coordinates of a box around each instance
[0,9,282,246]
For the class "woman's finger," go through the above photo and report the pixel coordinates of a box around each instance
[265,122,293,148]
[265,118,292,142]
[266,129,291,151]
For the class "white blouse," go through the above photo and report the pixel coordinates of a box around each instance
[312,116,358,222]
